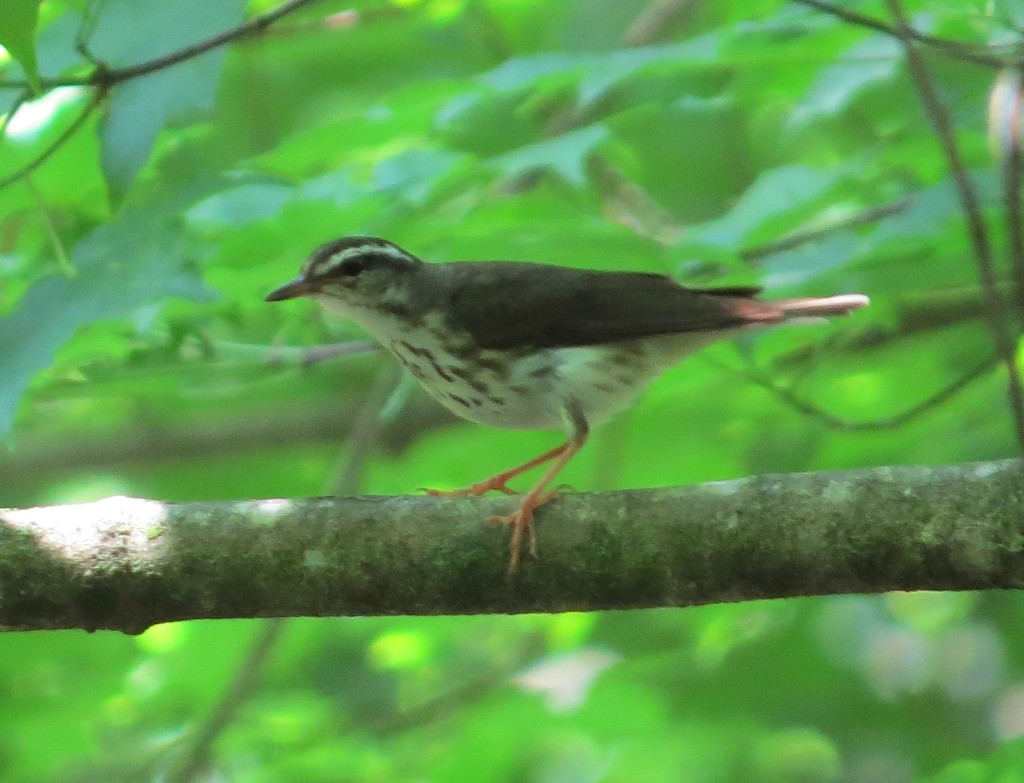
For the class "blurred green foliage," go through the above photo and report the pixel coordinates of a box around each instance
[1,0,1022,780]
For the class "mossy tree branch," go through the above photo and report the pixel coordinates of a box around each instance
[1,459,1021,634]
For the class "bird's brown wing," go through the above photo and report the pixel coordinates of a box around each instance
[437,261,780,350]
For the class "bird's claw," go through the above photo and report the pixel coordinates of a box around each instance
[488,507,538,575]
[425,474,561,574]
[490,487,562,573]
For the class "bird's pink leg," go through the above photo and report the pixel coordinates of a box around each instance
[424,443,570,497]
[429,400,590,574]
[491,428,589,574]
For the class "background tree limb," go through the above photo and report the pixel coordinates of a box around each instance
[1,459,1020,634]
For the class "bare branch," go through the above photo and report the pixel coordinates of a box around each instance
[990,69,1024,323]
[1,460,1021,633]
[164,340,388,783]
[740,198,913,263]
[0,92,100,191]
[792,0,1015,69]
[624,0,702,47]
[0,0,323,193]
[165,619,286,783]
[884,0,1024,452]
[711,355,996,431]
[0,0,323,90]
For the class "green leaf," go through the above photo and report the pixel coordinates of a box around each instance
[996,0,1024,27]
[872,172,999,242]
[789,34,902,126]
[0,11,90,118]
[492,124,608,185]
[91,0,246,199]
[758,231,862,290]
[185,182,295,229]
[609,96,751,221]
[479,35,720,105]
[0,0,42,93]
[690,164,844,248]
[0,199,214,439]
[375,149,464,205]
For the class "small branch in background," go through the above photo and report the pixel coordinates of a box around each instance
[374,632,547,737]
[624,0,705,47]
[588,409,632,491]
[25,177,74,276]
[0,92,100,191]
[838,282,1024,354]
[0,0,324,193]
[740,198,913,263]
[883,0,1024,453]
[165,619,287,783]
[297,340,377,367]
[0,89,31,138]
[0,95,49,271]
[589,156,681,244]
[0,393,457,489]
[194,337,375,367]
[988,69,1024,324]
[712,355,996,432]
[95,0,321,85]
[331,363,402,495]
[1005,123,1024,327]
[458,0,515,63]
[256,6,412,41]
[166,334,392,782]
[0,0,325,90]
[792,0,1014,69]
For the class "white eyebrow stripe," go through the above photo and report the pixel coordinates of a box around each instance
[308,242,415,277]
[371,243,415,262]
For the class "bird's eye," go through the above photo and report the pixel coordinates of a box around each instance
[337,257,365,277]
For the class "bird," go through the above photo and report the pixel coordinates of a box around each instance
[266,236,869,573]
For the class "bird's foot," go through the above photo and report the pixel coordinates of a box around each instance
[423,443,572,500]
[488,489,559,574]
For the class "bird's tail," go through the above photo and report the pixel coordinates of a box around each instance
[777,294,870,320]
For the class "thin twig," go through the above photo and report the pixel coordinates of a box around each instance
[741,198,913,262]
[98,0,322,84]
[264,339,377,367]
[331,363,402,494]
[792,0,1014,69]
[0,89,31,138]
[25,177,74,276]
[165,619,288,783]
[995,70,1024,323]
[713,355,996,432]
[299,340,377,367]
[372,632,547,736]
[0,0,323,90]
[624,0,701,47]
[0,0,322,192]
[589,155,680,244]
[883,0,1024,452]
[1007,143,1024,325]
[0,92,99,191]
[165,333,389,782]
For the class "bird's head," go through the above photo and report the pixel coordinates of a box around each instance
[265,236,423,316]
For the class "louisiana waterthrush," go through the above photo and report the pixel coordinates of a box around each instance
[267,236,869,573]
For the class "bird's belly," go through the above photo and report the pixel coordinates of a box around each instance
[378,335,557,429]
[548,332,732,426]
[384,331,726,432]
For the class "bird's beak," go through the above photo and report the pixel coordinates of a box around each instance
[265,277,314,302]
